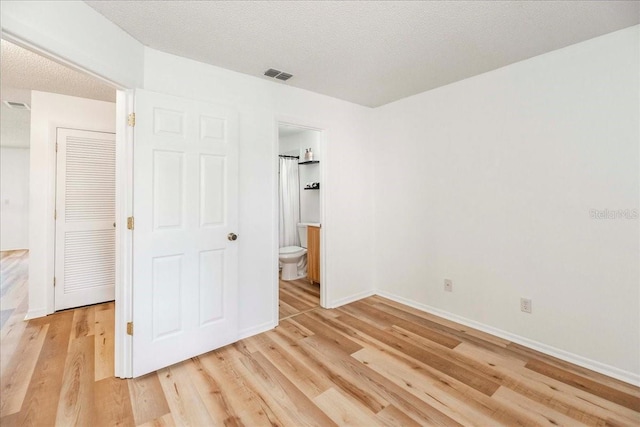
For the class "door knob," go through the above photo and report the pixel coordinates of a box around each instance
[227,233,238,241]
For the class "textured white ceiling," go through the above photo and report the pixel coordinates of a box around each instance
[86,1,639,107]
[0,39,116,104]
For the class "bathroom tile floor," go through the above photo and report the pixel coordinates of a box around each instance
[279,277,320,320]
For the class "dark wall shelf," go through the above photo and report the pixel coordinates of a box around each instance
[304,187,320,190]
[299,160,319,165]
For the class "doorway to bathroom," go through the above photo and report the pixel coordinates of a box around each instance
[277,123,323,320]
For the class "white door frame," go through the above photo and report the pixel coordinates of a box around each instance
[1,34,134,377]
[274,116,328,317]
[114,90,134,378]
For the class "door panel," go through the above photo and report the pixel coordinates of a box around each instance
[132,90,238,377]
[153,150,184,229]
[199,249,224,325]
[55,128,116,311]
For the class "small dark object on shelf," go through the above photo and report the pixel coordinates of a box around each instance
[304,182,320,190]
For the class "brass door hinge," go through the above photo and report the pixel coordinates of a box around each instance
[53,277,56,287]
[127,112,136,127]
[55,142,58,152]
[126,322,133,336]
[54,209,57,220]
[127,216,134,230]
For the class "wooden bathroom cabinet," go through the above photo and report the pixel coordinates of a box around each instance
[307,225,320,285]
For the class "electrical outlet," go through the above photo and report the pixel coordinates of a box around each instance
[444,279,453,292]
[520,298,532,313]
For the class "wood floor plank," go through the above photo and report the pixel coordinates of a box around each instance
[0,309,14,330]
[280,279,320,303]
[94,302,115,381]
[70,306,95,342]
[454,341,640,426]
[292,312,363,354]
[137,412,176,427]
[376,404,424,427]
[335,310,501,396]
[525,359,640,412]
[387,324,532,394]
[0,251,28,306]
[492,386,590,426]
[55,335,95,426]
[313,387,384,426]
[268,325,391,416]
[94,377,136,427]
[0,291,30,375]
[157,363,215,426]
[0,276,27,312]
[371,298,514,349]
[352,346,530,426]
[301,333,465,426]
[127,373,171,426]
[250,331,333,399]
[278,300,299,319]
[11,310,73,426]
[198,349,284,426]
[346,299,462,349]
[235,349,338,427]
[278,277,320,321]
[275,316,314,342]
[509,341,640,395]
[0,322,48,417]
[186,356,243,427]
[279,290,315,312]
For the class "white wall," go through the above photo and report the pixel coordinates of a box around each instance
[372,26,639,383]
[0,147,29,251]
[1,103,31,251]
[279,130,322,224]
[28,91,115,319]
[1,104,31,148]
[143,48,375,335]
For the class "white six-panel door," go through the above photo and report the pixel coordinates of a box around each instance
[132,90,238,377]
[55,128,116,311]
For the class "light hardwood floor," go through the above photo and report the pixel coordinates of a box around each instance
[1,250,639,426]
[279,277,320,320]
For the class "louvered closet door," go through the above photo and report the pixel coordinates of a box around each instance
[55,128,116,311]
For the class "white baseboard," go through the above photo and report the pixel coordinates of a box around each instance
[327,289,376,309]
[24,308,48,320]
[376,290,640,386]
[238,319,277,341]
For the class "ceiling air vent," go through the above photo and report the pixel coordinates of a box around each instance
[275,72,293,81]
[3,101,30,110]
[263,68,293,81]
[264,68,281,78]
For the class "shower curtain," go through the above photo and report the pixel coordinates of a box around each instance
[279,157,300,247]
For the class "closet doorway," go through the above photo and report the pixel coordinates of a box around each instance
[277,123,324,320]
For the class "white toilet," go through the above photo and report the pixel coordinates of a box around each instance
[279,224,308,281]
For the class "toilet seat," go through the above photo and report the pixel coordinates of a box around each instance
[280,246,306,255]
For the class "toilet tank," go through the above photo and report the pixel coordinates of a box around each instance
[297,224,308,248]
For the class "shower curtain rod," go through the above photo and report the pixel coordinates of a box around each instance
[279,155,300,159]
